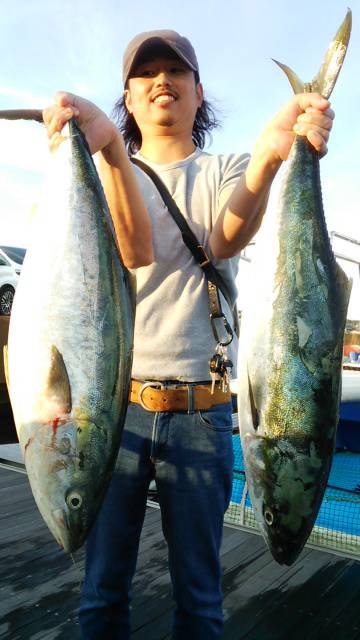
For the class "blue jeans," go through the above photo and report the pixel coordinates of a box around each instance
[79,400,234,639]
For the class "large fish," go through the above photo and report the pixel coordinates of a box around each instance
[238,10,352,565]
[5,118,135,553]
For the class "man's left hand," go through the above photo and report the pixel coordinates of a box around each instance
[259,93,335,163]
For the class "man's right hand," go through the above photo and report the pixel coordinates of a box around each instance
[42,91,119,157]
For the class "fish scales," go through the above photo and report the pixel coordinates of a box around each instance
[6,119,135,552]
[238,10,352,565]
[267,138,347,438]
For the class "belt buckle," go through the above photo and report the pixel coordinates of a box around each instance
[138,380,196,413]
[187,383,195,414]
[138,381,163,411]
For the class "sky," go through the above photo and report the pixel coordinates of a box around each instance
[0,0,359,314]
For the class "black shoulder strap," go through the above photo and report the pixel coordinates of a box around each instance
[130,156,239,339]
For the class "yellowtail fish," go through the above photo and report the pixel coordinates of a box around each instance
[5,118,135,552]
[238,10,352,565]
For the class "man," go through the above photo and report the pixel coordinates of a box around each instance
[44,30,333,640]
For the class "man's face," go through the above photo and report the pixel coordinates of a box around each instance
[124,53,203,139]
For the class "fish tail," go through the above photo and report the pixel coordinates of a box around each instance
[271,60,305,94]
[273,9,352,99]
[0,109,43,122]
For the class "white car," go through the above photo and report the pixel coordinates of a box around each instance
[0,249,20,315]
[0,245,26,276]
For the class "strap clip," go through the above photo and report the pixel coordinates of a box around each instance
[197,245,210,269]
[210,313,234,347]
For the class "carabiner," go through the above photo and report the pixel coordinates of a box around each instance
[210,313,234,346]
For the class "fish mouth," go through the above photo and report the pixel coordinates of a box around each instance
[267,537,306,566]
[51,508,71,549]
[51,506,87,553]
[49,486,91,552]
[38,480,97,553]
[263,516,311,566]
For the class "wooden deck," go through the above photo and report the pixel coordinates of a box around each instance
[1,463,360,640]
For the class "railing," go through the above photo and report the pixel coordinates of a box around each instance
[331,231,360,271]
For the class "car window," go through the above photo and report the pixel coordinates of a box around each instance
[0,246,26,264]
[0,256,9,266]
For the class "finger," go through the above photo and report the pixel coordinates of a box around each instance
[42,106,53,127]
[293,122,331,143]
[305,107,335,120]
[48,131,65,152]
[54,91,76,108]
[296,93,330,114]
[297,107,334,125]
[307,129,328,157]
[296,112,334,132]
[46,107,77,138]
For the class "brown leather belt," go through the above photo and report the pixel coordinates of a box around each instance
[130,379,231,412]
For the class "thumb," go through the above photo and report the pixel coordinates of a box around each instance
[54,91,78,110]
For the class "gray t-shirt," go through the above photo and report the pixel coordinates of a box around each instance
[130,147,250,382]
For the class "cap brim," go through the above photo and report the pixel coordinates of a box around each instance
[124,37,197,84]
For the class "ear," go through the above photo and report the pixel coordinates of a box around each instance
[124,89,133,114]
[196,82,204,108]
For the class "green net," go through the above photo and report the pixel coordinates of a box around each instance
[225,429,360,558]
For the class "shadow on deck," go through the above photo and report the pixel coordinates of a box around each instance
[1,467,360,639]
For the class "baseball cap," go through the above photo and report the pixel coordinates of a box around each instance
[122,29,199,85]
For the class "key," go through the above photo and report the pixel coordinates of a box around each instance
[210,370,218,395]
[209,353,223,394]
[209,349,233,394]
[222,357,233,372]
[222,369,229,393]
[219,356,233,393]
[210,353,222,373]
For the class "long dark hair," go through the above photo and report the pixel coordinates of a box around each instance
[112,91,221,156]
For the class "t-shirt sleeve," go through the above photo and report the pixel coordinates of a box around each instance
[217,152,250,205]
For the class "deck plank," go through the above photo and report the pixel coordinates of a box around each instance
[1,468,360,639]
[226,553,347,639]
[286,561,360,640]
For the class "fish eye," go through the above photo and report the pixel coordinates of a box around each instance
[264,508,274,526]
[66,492,82,510]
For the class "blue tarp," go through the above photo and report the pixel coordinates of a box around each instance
[231,434,360,537]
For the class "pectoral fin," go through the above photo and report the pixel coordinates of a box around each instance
[248,370,260,431]
[46,345,72,414]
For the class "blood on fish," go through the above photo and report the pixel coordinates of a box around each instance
[51,417,64,447]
